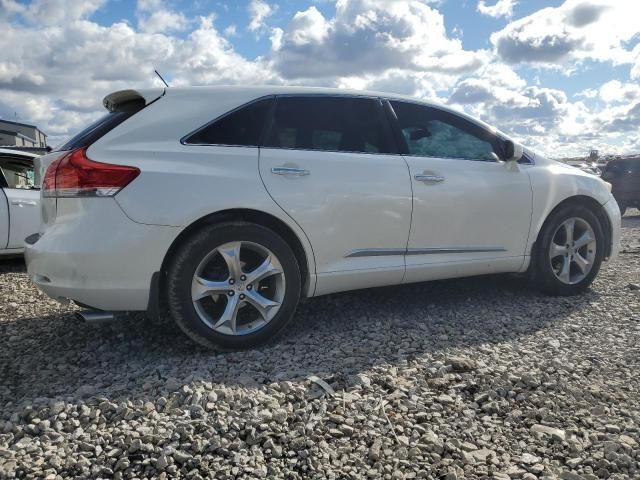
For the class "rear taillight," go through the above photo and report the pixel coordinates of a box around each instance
[42,147,140,198]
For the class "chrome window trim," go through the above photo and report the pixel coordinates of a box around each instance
[181,93,400,156]
[180,91,529,165]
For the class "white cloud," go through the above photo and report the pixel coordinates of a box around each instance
[224,24,238,37]
[138,10,189,33]
[248,0,276,33]
[25,0,105,25]
[599,80,640,104]
[0,0,639,157]
[136,0,189,34]
[272,0,487,79]
[491,0,638,66]
[477,0,517,19]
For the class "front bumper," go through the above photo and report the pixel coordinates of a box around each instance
[25,198,181,311]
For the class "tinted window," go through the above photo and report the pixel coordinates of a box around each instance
[185,98,273,146]
[58,99,145,152]
[264,96,391,154]
[391,101,499,161]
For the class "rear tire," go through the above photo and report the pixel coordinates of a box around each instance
[530,204,605,296]
[166,221,301,350]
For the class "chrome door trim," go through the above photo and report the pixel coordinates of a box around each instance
[407,247,506,255]
[345,248,405,258]
[345,246,506,258]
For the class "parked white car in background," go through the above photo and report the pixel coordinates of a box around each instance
[27,86,621,350]
[0,148,40,257]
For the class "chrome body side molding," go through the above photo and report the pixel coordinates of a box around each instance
[346,246,507,258]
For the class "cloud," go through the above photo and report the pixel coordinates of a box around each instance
[599,80,640,104]
[491,0,637,66]
[248,0,276,33]
[272,0,487,79]
[0,13,275,145]
[25,0,105,24]
[477,0,517,19]
[0,0,639,157]
[136,0,189,34]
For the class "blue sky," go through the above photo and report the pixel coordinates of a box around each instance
[1,0,639,156]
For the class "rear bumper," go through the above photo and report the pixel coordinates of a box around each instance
[25,198,180,311]
[603,195,621,261]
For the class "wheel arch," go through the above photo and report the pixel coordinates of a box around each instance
[159,208,314,298]
[532,195,612,260]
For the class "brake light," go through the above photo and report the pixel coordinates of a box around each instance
[42,147,140,198]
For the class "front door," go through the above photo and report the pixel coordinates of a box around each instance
[259,95,412,293]
[0,187,8,249]
[0,154,40,249]
[387,100,533,282]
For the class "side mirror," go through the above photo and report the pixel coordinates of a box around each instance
[503,139,523,162]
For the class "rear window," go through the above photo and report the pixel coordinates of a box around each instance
[183,97,273,146]
[57,99,145,152]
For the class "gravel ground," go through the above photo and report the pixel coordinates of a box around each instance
[1,212,639,480]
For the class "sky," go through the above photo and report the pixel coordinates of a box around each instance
[1,0,639,158]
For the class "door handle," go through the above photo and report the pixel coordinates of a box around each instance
[414,174,444,183]
[11,200,37,207]
[271,167,310,176]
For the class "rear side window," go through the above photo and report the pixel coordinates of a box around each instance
[264,96,392,154]
[57,99,145,152]
[183,97,273,146]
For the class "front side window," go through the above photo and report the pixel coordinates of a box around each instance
[264,96,392,154]
[390,101,499,162]
[184,97,273,146]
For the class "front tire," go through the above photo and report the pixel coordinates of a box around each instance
[531,204,605,296]
[166,222,301,350]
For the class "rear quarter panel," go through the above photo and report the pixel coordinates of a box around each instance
[88,90,317,287]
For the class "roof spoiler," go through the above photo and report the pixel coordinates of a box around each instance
[103,88,166,112]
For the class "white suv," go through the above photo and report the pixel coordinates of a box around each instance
[26,86,621,350]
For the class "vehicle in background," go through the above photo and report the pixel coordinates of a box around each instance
[0,149,40,257]
[26,86,621,350]
[601,158,640,215]
[575,162,601,176]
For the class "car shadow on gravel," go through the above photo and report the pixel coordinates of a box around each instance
[1,271,601,406]
[0,257,26,274]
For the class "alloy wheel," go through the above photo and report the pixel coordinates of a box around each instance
[191,241,286,335]
[548,217,597,285]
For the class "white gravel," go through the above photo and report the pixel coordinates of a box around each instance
[1,212,639,480]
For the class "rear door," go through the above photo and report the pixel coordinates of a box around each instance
[259,95,412,291]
